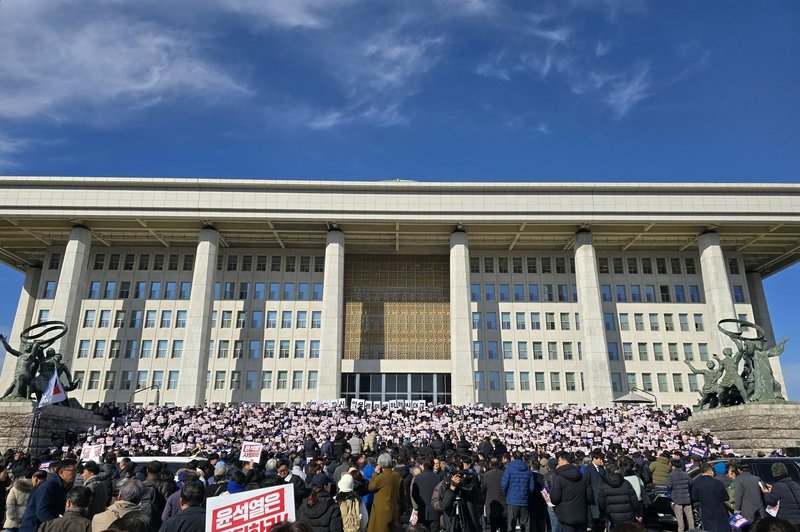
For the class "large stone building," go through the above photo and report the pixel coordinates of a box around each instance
[0,177,797,408]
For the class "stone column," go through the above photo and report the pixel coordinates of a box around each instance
[746,271,787,394]
[449,231,474,405]
[574,230,613,406]
[0,266,41,392]
[698,231,737,354]
[52,226,92,360]
[317,230,345,401]
[178,227,219,406]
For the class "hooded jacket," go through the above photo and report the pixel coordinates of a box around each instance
[4,478,33,529]
[649,456,671,485]
[296,491,344,532]
[598,472,641,525]
[501,459,535,507]
[550,464,593,526]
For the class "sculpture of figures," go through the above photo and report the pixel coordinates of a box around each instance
[0,335,44,400]
[712,348,749,406]
[32,348,82,402]
[685,359,722,410]
[747,337,788,402]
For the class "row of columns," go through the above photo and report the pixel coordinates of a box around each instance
[0,226,781,406]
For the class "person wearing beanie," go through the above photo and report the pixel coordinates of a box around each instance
[335,473,368,532]
[713,462,732,488]
[296,474,343,532]
[762,462,800,526]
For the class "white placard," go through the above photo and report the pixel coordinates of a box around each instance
[80,444,104,462]
[206,484,294,532]
[240,441,263,462]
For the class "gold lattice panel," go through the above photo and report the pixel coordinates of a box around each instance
[343,254,450,360]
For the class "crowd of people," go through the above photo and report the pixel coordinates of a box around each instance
[74,402,713,458]
[0,402,798,532]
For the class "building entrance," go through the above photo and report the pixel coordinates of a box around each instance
[341,373,451,404]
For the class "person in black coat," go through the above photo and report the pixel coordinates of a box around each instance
[412,457,445,532]
[585,449,608,532]
[440,469,483,532]
[159,481,205,532]
[597,461,641,527]
[692,462,730,532]
[550,452,593,532]
[296,474,343,532]
[19,459,76,532]
[763,462,800,526]
[666,458,694,532]
[481,457,506,532]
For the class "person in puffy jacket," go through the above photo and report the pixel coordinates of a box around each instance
[550,452,593,532]
[598,461,641,528]
[501,451,535,532]
[297,474,343,532]
[665,459,694,532]
[4,474,33,530]
[649,452,672,485]
[762,462,800,526]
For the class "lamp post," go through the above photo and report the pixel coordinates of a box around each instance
[631,386,658,408]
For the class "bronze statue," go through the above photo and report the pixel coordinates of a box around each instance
[0,335,43,400]
[685,359,722,409]
[691,318,791,409]
[0,320,75,405]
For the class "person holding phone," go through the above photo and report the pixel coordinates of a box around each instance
[761,463,800,526]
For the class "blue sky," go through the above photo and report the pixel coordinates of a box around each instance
[0,0,798,397]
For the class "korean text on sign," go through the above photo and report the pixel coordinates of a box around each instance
[207,484,295,532]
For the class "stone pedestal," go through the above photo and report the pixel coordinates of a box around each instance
[0,401,110,453]
[680,402,800,456]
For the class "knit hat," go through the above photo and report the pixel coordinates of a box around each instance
[771,462,788,479]
[338,473,354,493]
[712,462,727,475]
[311,473,329,488]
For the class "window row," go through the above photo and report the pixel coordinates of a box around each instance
[603,312,705,332]
[211,310,322,329]
[611,372,700,393]
[470,257,575,275]
[600,284,704,304]
[473,340,582,361]
[77,339,186,359]
[474,370,582,392]
[606,341,709,362]
[209,339,321,359]
[72,369,181,391]
[208,370,318,391]
[214,282,323,301]
[216,255,324,274]
[82,309,190,329]
[472,311,580,332]
[470,283,577,303]
[598,257,698,276]
[85,281,192,300]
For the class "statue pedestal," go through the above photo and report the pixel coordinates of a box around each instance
[0,400,110,453]
[680,402,800,456]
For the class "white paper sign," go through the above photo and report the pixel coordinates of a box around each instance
[171,443,187,455]
[206,484,294,532]
[240,441,263,462]
[80,444,104,462]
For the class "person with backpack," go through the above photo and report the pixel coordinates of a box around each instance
[336,473,368,532]
[140,461,168,530]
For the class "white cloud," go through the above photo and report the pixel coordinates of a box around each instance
[475,51,512,81]
[434,0,497,16]
[292,30,445,129]
[222,0,357,29]
[604,63,651,117]
[0,1,249,124]
[528,26,572,45]
[595,41,611,56]
[0,133,29,171]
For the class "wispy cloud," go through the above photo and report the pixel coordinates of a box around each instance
[294,30,446,129]
[604,63,651,117]
[528,26,572,45]
[222,0,357,29]
[0,1,250,124]
[595,41,611,56]
[0,133,29,171]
